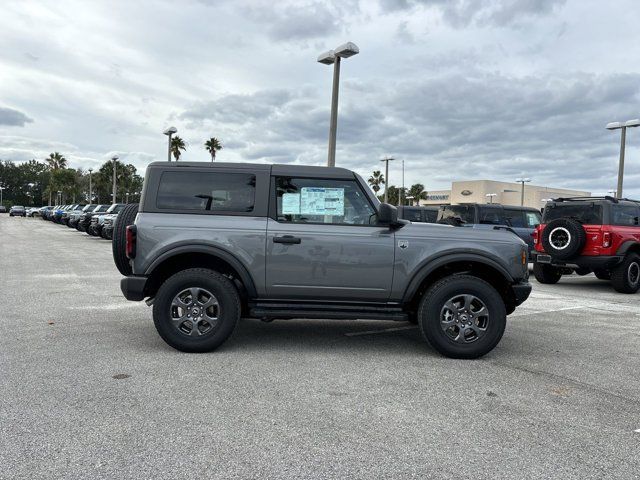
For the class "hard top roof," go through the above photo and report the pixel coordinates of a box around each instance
[147,161,356,178]
[549,196,640,205]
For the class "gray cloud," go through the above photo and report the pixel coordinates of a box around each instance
[0,107,33,127]
[379,0,566,27]
[243,1,345,41]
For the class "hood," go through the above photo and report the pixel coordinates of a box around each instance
[399,221,526,246]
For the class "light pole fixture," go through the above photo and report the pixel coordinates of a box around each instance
[515,178,531,206]
[163,126,177,162]
[606,119,640,199]
[380,157,395,203]
[485,193,497,204]
[317,41,359,167]
[125,192,130,203]
[111,155,119,204]
[88,168,93,203]
[57,190,62,204]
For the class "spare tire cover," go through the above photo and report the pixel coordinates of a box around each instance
[541,218,586,260]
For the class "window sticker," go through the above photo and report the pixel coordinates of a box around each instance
[300,187,345,215]
[282,193,300,214]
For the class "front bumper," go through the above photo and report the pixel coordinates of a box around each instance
[531,252,623,270]
[121,276,147,301]
[511,280,532,306]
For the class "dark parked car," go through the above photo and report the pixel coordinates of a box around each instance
[0,206,6,213]
[88,204,125,236]
[397,205,439,223]
[77,204,110,232]
[437,203,542,253]
[9,206,26,217]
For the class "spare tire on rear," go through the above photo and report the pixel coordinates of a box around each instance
[541,218,586,260]
[112,203,139,276]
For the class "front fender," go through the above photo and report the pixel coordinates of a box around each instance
[401,251,515,304]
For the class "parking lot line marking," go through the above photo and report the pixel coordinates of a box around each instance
[635,429,640,433]
[509,306,584,317]
[345,325,417,337]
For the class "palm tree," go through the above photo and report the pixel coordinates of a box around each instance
[46,152,67,170]
[407,183,428,205]
[170,136,186,161]
[368,170,385,195]
[45,152,67,204]
[204,137,223,162]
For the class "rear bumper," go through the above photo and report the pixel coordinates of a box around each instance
[511,280,532,306]
[120,276,147,301]
[532,252,623,270]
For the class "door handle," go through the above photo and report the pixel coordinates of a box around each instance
[273,235,301,244]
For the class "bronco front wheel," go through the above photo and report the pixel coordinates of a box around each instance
[418,275,506,359]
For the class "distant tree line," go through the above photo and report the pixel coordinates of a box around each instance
[0,153,143,207]
[367,169,428,206]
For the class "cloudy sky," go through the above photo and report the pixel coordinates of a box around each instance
[1,0,640,195]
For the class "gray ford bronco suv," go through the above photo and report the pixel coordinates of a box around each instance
[115,162,531,358]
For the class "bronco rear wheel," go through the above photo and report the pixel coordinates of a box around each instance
[418,275,506,359]
[611,254,640,293]
[533,263,563,284]
[153,268,240,352]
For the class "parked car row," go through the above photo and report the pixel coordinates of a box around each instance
[39,203,127,240]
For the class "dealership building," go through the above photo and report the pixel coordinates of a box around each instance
[419,180,590,210]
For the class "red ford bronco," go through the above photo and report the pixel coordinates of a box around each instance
[532,196,640,293]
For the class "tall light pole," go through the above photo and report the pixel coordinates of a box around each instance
[486,193,497,204]
[380,157,395,203]
[112,155,119,204]
[606,119,640,199]
[516,178,531,206]
[399,159,405,206]
[317,42,359,167]
[163,127,177,162]
[88,168,93,203]
[57,190,62,204]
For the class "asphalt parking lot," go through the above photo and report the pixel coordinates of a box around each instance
[1,215,639,479]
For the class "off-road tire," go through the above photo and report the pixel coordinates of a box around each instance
[533,263,563,284]
[418,275,506,359]
[112,203,139,276]
[153,268,240,353]
[610,254,640,294]
[594,269,611,280]
[541,218,586,260]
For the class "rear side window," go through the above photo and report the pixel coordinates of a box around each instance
[401,207,423,222]
[503,208,526,228]
[478,207,504,225]
[543,204,603,224]
[524,211,542,228]
[438,205,476,224]
[157,171,256,213]
[612,204,639,226]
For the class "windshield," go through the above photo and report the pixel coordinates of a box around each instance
[543,204,603,224]
[438,205,476,224]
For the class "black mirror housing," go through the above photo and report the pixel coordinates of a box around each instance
[378,203,404,228]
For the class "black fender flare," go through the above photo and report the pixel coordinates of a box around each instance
[402,251,515,304]
[616,241,640,256]
[145,243,258,298]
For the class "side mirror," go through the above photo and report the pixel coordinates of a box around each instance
[378,203,398,226]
